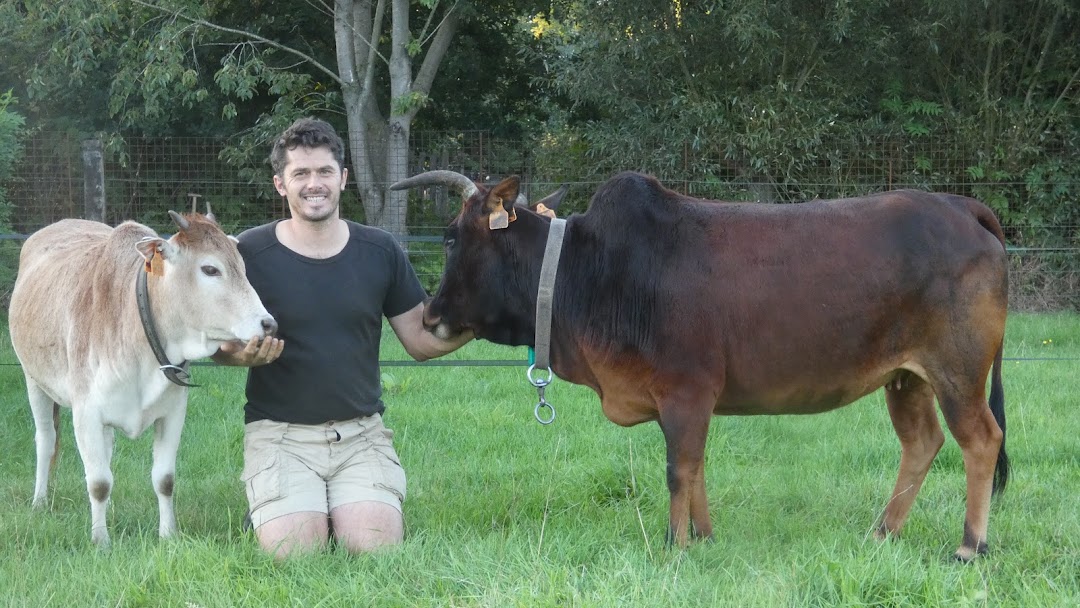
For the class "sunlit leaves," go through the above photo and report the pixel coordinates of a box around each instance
[407,38,424,57]
[392,91,431,116]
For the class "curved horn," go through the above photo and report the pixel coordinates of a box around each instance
[390,170,478,199]
[168,210,190,231]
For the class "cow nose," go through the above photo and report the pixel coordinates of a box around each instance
[261,317,278,337]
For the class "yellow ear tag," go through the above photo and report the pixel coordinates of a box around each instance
[489,207,509,230]
[148,249,165,277]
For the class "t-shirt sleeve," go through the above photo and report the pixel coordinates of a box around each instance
[382,237,427,318]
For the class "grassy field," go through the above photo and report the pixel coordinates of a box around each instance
[0,313,1077,607]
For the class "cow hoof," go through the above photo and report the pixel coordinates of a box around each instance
[953,544,988,563]
[92,535,111,550]
[690,529,715,543]
[664,529,688,549]
[872,523,895,542]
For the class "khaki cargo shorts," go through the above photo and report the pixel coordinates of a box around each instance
[241,414,407,530]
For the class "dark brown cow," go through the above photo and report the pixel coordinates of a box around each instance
[392,170,1009,561]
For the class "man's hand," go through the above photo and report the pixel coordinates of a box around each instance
[212,336,285,367]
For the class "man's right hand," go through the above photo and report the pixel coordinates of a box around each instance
[212,336,285,367]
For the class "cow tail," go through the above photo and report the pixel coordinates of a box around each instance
[980,206,1010,496]
[966,196,1009,496]
[965,198,1007,251]
[990,340,1008,496]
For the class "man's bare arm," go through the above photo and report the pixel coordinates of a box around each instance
[389,302,473,362]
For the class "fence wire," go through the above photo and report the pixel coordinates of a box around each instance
[2,131,1077,312]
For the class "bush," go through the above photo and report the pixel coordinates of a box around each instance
[0,91,27,306]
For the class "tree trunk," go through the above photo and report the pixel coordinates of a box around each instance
[333,0,458,238]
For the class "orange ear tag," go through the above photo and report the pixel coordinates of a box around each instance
[535,203,556,219]
[148,249,165,277]
[489,207,509,230]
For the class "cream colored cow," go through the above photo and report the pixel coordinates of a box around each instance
[9,211,276,547]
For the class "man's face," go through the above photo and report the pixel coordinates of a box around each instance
[273,146,348,223]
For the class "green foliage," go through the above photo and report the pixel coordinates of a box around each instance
[0,90,26,193]
[527,0,1079,206]
[0,90,26,304]
[392,91,432,116]
[880,82,944,138]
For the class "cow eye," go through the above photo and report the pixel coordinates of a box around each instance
[201,265,221,277]
[444,238,456,249]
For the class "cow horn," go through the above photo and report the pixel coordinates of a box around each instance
[390,170,478,199]
[205,202,216,223]
[168,210,190,231]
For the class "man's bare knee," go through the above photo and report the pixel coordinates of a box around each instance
[255,511,329,559]
[330,501,403,553]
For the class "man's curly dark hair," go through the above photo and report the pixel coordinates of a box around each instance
[270,117,346,176]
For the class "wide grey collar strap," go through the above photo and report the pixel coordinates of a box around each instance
[136,270,197,388]
[533,217,567,372]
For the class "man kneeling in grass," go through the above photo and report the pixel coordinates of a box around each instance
[214,117,471,558]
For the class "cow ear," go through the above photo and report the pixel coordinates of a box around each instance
[135,237,177,276]
[135,236,179,259]
[484,176,520,230]
[530,184,569,219]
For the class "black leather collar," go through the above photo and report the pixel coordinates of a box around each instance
[136,269,198,387]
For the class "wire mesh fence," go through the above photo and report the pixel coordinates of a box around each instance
[2,131,1077,311]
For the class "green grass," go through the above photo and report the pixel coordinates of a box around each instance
[0,314,1077,607]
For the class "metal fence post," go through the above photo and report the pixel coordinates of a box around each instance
[81,139,105,222]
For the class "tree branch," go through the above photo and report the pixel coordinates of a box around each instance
[1034,62,1080,139]
[1024,5,1060,110]
[335,0,358,85]
[411,4,460,101]
[131,0,342,85]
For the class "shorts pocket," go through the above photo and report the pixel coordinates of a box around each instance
[372,428,406,502]
[241,448,285,513]
[375,426,400,465]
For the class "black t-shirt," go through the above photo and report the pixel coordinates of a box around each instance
[237,220,427,424]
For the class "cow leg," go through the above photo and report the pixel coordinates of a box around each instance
[876,376,943,540]
[71,405,115,547]
[152,404,187,539]
[27,379,59,509]
[658,401,713,547]
[938,390,1002,562]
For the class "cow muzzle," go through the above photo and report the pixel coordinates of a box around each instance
[228,313,277,343]
[260,316,278,337]
[422,299,460,340]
